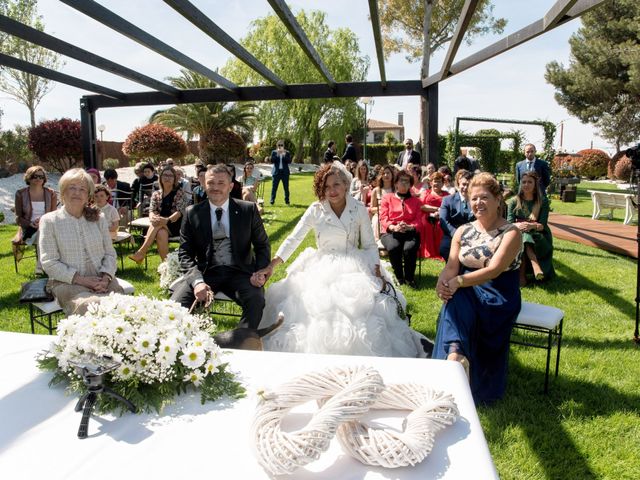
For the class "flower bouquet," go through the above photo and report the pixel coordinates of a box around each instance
[37,293,245,414]
[157,251,182,292]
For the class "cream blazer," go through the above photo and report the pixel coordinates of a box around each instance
[39,208,117,284]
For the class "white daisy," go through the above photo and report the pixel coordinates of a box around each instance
[180,347,206,369]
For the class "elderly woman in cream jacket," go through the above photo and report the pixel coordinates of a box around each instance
[39,168,122,315]
[255,162,428,358]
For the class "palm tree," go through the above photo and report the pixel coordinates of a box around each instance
[150,69,255,161]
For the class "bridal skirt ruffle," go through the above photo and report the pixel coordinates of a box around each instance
[261,248,426,358]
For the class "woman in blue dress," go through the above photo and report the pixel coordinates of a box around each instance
[434,173,523,404]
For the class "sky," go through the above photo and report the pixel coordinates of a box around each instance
[0,0,616,155]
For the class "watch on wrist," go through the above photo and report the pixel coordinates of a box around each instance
[456,275,464,287]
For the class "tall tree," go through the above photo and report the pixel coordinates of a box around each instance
[150,69,256,161]
[0,0,63,127]
[222,10,369,163]
[545,0,640,152]
[379,0,506,159]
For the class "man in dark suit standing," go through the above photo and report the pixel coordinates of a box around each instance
[439,169,474,261]
[171,164,271,329]
[453,148,480,173]
[269,140,292,205]
[515,143,551,193]
[103,169,132,217]
[396,138,421,169]
[341,134,357,163]
[324,140,337,163]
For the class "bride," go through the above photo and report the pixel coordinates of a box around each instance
[257,162,429,358]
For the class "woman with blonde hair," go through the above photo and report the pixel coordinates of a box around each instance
[434,172,522,404]
[507,171,554,285]
[129,165,190,263]
[39,168,123,315]
[349,160,371,204]
[12,166,57,266]
[241,161,261,203]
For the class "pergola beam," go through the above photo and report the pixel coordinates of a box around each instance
[0,52,125,99]
[0,14,180,97]
[368,0,386,88]
[434,0,479,84]
[60,0,238,92]
[84,80,424,110]
[163,0,287,91]
[423,0,607,87]
[266,0,336,89]
[544,0,579,31]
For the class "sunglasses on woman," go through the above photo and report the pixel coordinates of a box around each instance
[32,174,45,180]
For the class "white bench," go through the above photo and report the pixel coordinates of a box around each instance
[29,278,135,334]
[587,190,637,225]
[512,302,564,393]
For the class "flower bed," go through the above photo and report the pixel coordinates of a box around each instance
[38,293,245,414]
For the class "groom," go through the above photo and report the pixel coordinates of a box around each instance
[171,164,271,329]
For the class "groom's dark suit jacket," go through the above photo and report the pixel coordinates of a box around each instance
[178,198,270,284]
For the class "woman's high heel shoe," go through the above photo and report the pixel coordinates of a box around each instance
[128,253,144,265]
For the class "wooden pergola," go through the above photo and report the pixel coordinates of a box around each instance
[0,0,607,168]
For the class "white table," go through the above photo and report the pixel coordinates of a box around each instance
[0,332,497,479]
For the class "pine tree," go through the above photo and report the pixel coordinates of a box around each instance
[545,0,640,152]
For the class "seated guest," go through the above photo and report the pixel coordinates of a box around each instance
[192,166,208,204]
[434,173,523,405]
[439,169,474,261]
[227,164,243,200]
[241,161,261,203]
[135,163,158,214]
[39,169,123,315]
[93,184,120,240]
[408,163,426,195]
[507,171,555,285]
[129,165,190,263]
[130,162,144,205]
[369,164,395,241]
[103,168,132,217]
[379,170,422,288]
[175,167,192,195]
[86,168,101,184]
[349,160,371,205]
[438,165,456,194]
[170,164,270,329]
[418,172,449,260]
[12,166,57,267]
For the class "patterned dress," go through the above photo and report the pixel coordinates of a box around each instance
[434,222,522,404]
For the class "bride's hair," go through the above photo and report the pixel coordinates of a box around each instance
[313,163,350,200]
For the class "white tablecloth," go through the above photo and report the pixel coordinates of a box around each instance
[0,332,497,479]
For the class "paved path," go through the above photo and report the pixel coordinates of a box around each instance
[548,213,637,258]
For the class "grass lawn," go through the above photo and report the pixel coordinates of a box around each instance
[1,172,639,479]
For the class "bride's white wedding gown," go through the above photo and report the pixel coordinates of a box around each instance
[260,195,427,358]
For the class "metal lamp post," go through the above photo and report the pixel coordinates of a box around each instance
[97,125,105,164]
[360,97,371,161]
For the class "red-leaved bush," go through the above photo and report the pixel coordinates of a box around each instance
[122,124,187,161]
[574,149,610,179]
[202,129,246,164]
[608,150,626,179]
[28,118,82,173]
[614,156,633,181]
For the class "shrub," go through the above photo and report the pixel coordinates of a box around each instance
[608,151,626,179]
[0,126,33,168]
[182,153,199,166]
[102,158,120,170]
[552,153,578,178]
[614,156,633,181]
[122,124,188,162]
[202,129,246,164]
[574,149,609,179]
[28,118,82,173]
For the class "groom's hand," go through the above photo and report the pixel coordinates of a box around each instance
[250,272,266,287]
[194,282,211,302]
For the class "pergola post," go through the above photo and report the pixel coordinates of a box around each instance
[424,82,439,166]
[80,97,98,169]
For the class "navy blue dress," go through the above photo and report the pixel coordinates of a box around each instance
[434,222,522,404]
